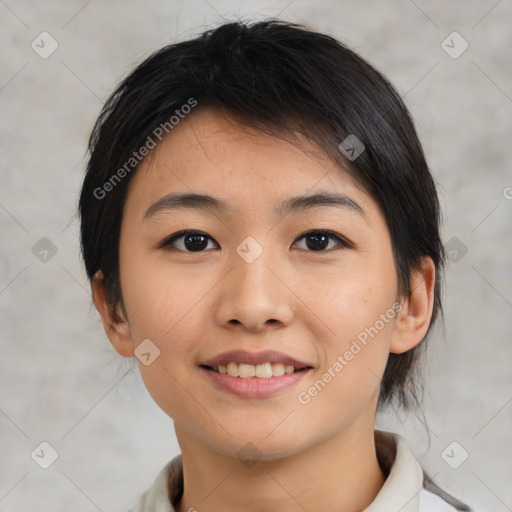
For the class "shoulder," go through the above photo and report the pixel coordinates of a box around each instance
[374,430,472,512]
[421,471,472,511]
[419,488,461,511]
[127,455,183,512]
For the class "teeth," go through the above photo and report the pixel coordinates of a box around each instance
[215,362,298,378]
[239,363,256,378]
[272,363,285,376]
[227,362,238,377]
[255,363,272,378]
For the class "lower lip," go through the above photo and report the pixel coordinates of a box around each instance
[199,367,311,398]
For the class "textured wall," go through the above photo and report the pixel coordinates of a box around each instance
[1,1,511,510]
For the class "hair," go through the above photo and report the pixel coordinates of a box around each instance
[79,19,446,414]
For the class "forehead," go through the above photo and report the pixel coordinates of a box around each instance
[125,108,377,223]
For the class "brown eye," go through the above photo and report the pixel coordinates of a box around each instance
[294,230,349,252]
[161,231,219,252]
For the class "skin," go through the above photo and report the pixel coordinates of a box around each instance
[93,108,435,512]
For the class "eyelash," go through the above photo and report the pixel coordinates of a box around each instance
[158,229,352,253]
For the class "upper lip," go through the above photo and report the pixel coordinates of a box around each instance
[200,350,314,369]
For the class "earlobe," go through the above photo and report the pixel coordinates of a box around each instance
[92,270,134,358]
[390,257,436,354]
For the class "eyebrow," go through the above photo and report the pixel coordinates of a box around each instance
[143,190,365,220]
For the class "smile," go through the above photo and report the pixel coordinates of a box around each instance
[199,364,313,398]
[202,362,310,378]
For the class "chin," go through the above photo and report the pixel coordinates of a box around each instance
[211,430,309,463]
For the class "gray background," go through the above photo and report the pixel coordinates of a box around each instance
[1,0,511,510]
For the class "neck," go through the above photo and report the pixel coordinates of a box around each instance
[174,420,386,512]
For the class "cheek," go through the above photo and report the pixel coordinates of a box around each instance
[119,242,209,342]
[118,247,214,394]
[295,261,397,404]
[301,259,398,348]
[295,295,395,432]
[120,260,208,420]
[329,288,397,361]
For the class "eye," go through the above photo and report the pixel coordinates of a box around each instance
[159,229,351,253]
[159,230,219,252]
[293,230,350,252]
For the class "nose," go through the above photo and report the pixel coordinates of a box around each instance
[214,245,295,333]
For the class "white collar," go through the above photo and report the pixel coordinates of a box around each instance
[130,430,441,512]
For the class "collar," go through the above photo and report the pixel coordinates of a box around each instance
[131,429,424,512]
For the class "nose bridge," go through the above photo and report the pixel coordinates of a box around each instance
[215,235,294,330]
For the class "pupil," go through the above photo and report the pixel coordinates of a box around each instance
[306,233,328,251]
[185,234,208,251]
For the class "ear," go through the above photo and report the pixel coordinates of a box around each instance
[92,270,134,358]
[390,257,436,354]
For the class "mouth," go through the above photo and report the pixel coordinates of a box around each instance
[199,362,313,378]
[199,349,315,376]
[198,349,315,397]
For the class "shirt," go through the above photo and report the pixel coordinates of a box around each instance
[128,430,470,512]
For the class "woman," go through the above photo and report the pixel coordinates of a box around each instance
[79,19,471,512]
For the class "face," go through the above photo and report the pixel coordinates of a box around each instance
[116,108,401,461]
